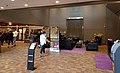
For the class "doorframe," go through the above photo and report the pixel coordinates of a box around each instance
[17,27,23,41]
[66,17,84,40]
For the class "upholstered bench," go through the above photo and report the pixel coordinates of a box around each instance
[86,43,98,51]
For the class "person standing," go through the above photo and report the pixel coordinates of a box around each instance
[8,31,13,48]
[36,31,41,48]
[29,32,34,46]
[0,30,2,45]
[1,31,4,45]
[40,31,47,57]
[13,30,18,46]
[4,31,7,43]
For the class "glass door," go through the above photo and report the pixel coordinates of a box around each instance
[18,28,23,41]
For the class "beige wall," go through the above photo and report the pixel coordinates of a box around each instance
[49,4,106,41]
[106,8,120,40]
[0,4,109,42]
[0,9,49,26]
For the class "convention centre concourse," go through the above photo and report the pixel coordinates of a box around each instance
[0,0,120,73]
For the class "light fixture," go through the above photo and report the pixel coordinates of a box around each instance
[64,31,66,34]
[56,1,59,3]
[25,4,28,7]
[82,26,84,29]
[16,25,18,27]
[0,7,4,9]
[9,22,12,25]
[67,17,84,19]
[11,0,15,2]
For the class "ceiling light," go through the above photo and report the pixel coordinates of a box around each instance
[25,4,28,7]
[9,22,12,25]
[0,7,4,9]
[11,0,15,1]
[56,1,59,3]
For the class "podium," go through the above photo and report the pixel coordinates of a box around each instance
[27,43,36,70]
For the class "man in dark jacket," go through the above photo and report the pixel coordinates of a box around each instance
[7,31,13,48]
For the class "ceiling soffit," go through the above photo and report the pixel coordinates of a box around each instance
[0,0,118,10]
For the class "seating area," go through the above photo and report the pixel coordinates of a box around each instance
[60,37,80,50]
[60,39,75,50]
[84,38,99,51]
[76,41,82,48]
[86,43,98,51]
[59,37,99,51]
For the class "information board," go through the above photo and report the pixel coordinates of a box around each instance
[27,43,36,70]
[50,27,59,52]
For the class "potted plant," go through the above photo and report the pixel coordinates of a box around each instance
[94,33,103,45]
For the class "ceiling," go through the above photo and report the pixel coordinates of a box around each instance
[0,21,44,26]
[107,3,120,16]
[0,0,119,10]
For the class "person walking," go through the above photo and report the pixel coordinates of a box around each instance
[40,31,47,57]
[13,30,18,46]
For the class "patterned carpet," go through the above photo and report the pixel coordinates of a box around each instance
[0,41,113,73]
[60,45,86,54]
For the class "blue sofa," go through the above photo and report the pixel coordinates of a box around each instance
[86,43,98,51]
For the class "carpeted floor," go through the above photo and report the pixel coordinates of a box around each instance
[61,45,86,54]
[96,54,112,70]
[0,41,113,73]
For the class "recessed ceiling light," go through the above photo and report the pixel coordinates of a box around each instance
[25,4,28,7]
[0,7,4,9]
[56,1,59,3]
[11,0,15,2]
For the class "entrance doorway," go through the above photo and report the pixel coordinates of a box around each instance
[18,27,29,41]
[18,28,23,41]
[66,17,84,40]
